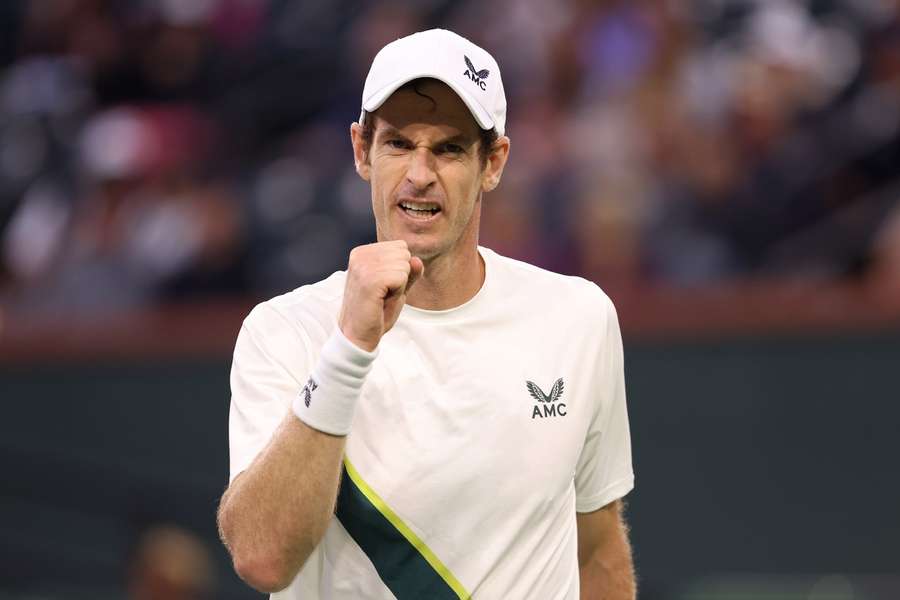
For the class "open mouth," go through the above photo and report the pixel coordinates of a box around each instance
[399,200,441,219]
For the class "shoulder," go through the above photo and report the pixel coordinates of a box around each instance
[483,247,617,322]
[241,271,346,345]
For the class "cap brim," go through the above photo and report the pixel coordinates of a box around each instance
[360,74,495,131]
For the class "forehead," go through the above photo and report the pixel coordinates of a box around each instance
[371,79,481,139]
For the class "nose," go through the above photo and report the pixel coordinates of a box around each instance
[406,147,437,191]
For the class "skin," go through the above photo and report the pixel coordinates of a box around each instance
[217,418,344,592]
[578,501,637,600]
[218,79,635,598]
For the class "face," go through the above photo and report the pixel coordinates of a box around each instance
[351,80,509,262]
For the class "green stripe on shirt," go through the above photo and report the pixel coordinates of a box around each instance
[335,457,470,599]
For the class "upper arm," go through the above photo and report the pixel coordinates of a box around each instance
[576,499,629,565]
[574,294,634,512]
[576,499,636,600]
[229,304,314,483]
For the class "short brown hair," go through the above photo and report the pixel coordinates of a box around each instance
[359,79,499,170]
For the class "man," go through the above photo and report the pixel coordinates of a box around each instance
[217,29,635,599]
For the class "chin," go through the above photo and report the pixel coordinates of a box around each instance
[396,234,442,260]
[382,224,451,261]
[406,241,441,261]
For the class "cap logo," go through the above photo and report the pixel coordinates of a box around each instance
[463,55,489,90]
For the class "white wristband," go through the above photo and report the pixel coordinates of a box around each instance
[292,328,377,436]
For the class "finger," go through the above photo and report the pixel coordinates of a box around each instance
[406,256,425,291]
[381,239,409,251]
[368,245,411,267]
[383,267,413,298]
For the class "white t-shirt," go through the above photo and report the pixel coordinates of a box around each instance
[229,247,634,599]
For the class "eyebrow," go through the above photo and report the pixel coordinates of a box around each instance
[376,126,476,148]
[438,133,476,147]
[375,126,409,144]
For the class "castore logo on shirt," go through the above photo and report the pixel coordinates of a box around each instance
[526,378,566,419]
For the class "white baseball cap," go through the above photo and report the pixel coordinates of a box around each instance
[359,29,507,136]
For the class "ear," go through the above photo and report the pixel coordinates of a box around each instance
[482,135,510,193]
[350,122,371,181]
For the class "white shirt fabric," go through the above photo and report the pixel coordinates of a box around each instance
[229,246,634,599]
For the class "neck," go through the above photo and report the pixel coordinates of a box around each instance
[406,243,485,311]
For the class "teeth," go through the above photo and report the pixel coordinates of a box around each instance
[400,201,439,212]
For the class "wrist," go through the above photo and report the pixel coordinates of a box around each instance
[339,322,379,353]
[292,327,378,436]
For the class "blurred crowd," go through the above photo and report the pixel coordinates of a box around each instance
[0,0,899,318]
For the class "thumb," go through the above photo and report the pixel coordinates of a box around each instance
[406,256,425,292]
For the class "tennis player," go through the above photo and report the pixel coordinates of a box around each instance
[218,29,636,599]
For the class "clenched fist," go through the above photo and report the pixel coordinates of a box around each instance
[339,241,425,352]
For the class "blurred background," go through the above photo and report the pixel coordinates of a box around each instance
[0,0,898,598]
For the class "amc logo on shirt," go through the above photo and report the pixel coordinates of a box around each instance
[526,378,566,419]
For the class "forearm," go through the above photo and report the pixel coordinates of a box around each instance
[218,413,346,592]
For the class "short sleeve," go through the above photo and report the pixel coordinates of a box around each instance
[574,295,634,512]
[228,303,314,483]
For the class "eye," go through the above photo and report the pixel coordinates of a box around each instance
[385,139,410,150]
[437,143,465,155]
